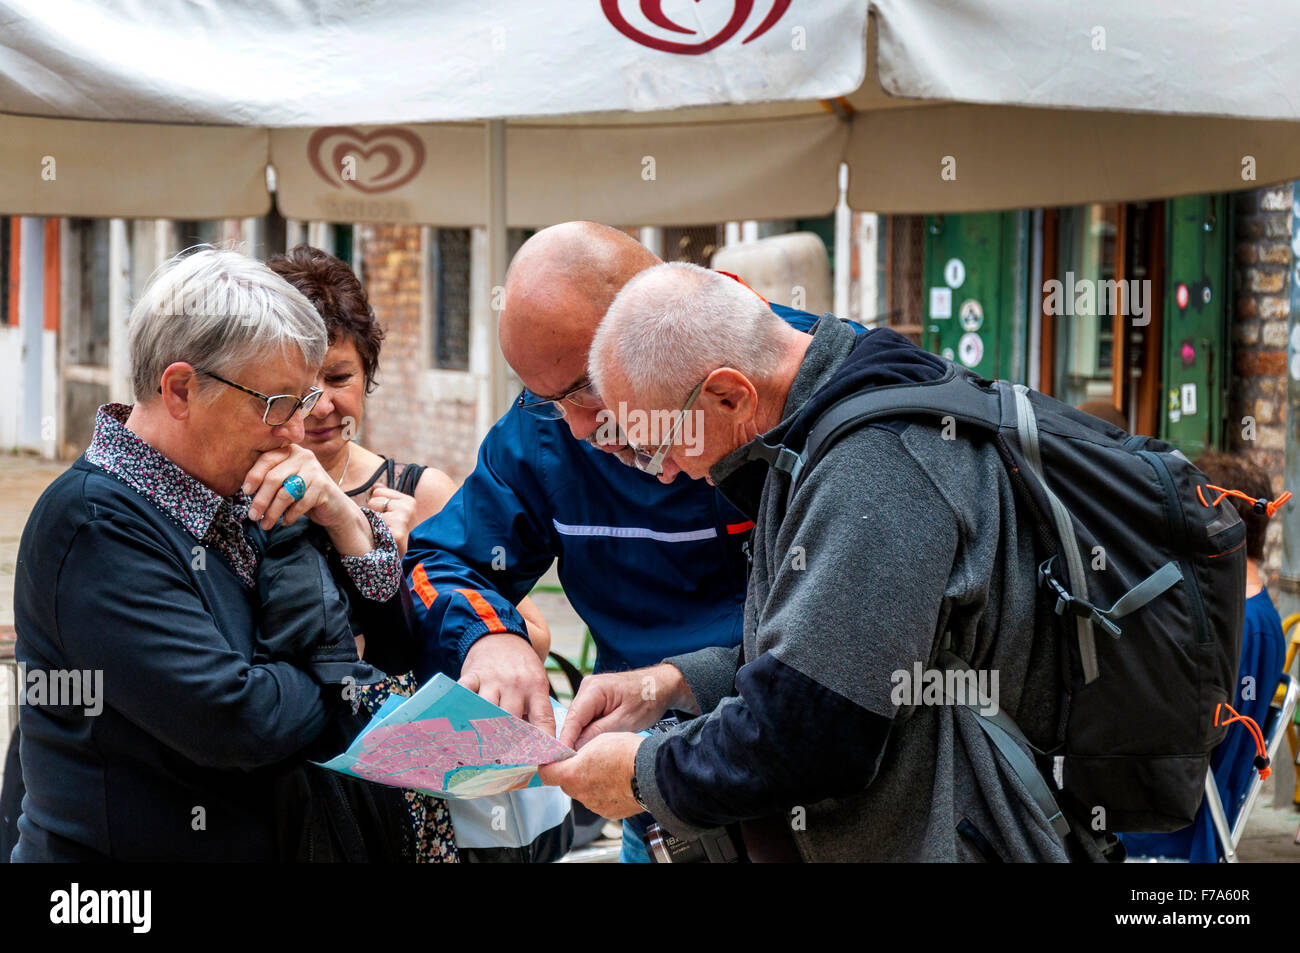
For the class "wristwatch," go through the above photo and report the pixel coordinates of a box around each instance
[630,771,649,812]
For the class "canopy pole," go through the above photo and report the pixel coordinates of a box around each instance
[856,212,879,328]
[834,162,850,319]
[108,219,132,406]
[18,217,45,451]
[486,119,512,424]
[1028,209,1044,392]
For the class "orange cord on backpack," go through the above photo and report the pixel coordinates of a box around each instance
[1215,703,1271,779]
[1196,483,1292,517]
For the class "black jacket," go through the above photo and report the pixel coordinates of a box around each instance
[12,459,340,861]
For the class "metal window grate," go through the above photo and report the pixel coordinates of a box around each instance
[64,218,111,367]
[432,228,471,370]
[662,225,722,266]
[332,224,354,268]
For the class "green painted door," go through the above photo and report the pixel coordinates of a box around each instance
[1161,196,1230,456]
[922,212,1028,382]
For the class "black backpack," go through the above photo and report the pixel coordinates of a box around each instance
[763,362,1246,837]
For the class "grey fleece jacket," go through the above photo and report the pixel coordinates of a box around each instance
[634,316,1100,862]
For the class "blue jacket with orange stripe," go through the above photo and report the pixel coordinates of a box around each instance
[403,303,820,677]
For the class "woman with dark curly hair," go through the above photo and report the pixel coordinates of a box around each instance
[268,245,444,553]
[267,245,551,862]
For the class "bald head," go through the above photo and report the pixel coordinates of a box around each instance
[500,222,660,397]
[591,261,793,412]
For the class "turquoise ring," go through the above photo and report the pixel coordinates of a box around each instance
[282,474,307,501]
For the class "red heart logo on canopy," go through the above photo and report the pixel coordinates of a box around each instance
[307,126,426,195]
[601,0,791,55]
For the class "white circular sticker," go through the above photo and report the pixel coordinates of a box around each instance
[942,347,955,362]
[959,299,984,332]
[944,258,966,289]
[958,333,984,368]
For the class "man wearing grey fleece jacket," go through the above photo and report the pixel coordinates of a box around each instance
[541,262,1102,862]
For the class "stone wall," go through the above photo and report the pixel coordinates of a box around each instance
[1229,185,1291,587]
[355,223,479,485]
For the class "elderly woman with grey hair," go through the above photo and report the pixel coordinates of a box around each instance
[10,248,404,862]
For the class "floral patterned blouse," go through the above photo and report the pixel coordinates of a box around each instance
[85,402,400,599]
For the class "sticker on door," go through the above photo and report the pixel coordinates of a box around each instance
[930,287,952,319]
[958,333,983,368]
[944,258,966,289]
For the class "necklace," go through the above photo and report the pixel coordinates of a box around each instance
[336,442,353,487]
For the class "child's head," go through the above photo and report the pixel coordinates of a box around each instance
[1194,451,1274,563]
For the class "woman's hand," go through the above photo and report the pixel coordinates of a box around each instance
[367,485,417,558]
[518,596,551,662]
[241,445,373,556]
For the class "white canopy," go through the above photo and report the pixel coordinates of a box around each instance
[2,0,1299,223]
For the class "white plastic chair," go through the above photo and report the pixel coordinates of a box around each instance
[1204,673,1299,862]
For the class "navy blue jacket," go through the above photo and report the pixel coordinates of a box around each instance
[404,304,820,677]
[12,459,335,861]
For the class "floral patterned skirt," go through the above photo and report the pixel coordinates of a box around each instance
[357,671,459,863]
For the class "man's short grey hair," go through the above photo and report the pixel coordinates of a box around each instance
[590,262,785,407]
[129,247,327,402]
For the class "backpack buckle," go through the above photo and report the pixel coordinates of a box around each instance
[1038,557,1123,639]
[1038,557,1073,617]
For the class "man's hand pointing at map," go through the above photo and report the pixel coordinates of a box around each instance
[538,733,644,820]
[460,632,557,738]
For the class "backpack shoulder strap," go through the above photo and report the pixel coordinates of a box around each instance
[787,367,1004,508]
[938,650,1072,844]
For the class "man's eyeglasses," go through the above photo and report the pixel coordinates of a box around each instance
[628,379,705,476]
[517,379,603,419]
[200,371,323,426]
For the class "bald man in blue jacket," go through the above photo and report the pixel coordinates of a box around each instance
[403,222,823,860]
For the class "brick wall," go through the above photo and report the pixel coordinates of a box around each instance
[1229,185,1290,587]
[355,224,479,485]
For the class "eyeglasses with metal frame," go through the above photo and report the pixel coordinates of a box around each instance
[516,378,604,420]
[198,371,324,426]
[627,379,706,476]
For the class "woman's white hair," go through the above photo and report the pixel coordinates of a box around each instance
[590,262,785,408]
[128,247,327,402]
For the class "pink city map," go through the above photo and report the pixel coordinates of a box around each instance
[318,674,574,798]
[350,715,573,796]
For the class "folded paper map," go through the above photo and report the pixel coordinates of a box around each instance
[317,673,574,798]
